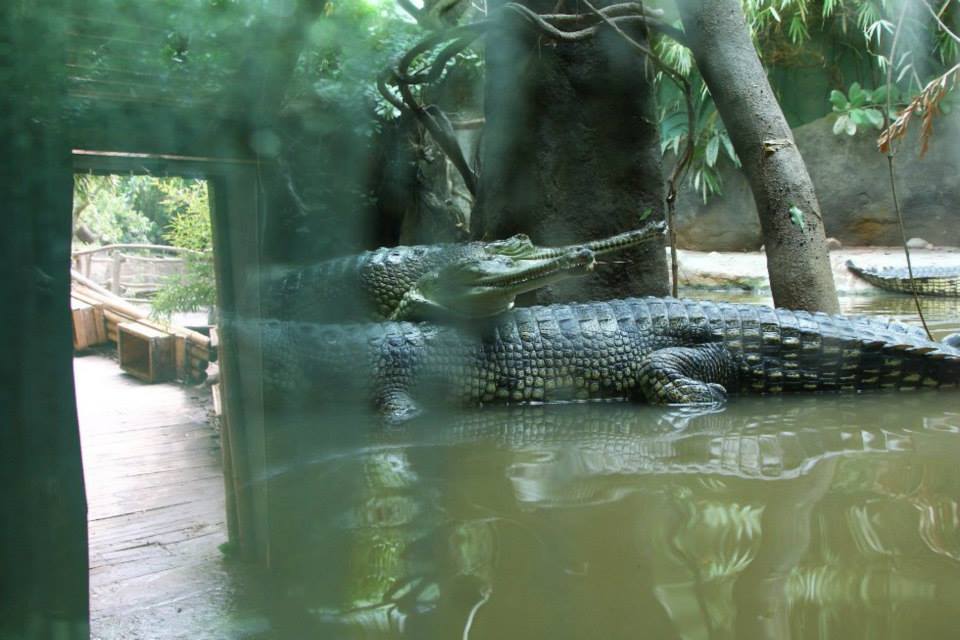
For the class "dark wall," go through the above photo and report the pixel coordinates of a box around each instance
[0,3,89,638]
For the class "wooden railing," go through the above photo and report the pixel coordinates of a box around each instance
[71,243,200,299]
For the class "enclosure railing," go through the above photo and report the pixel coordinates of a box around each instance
[71,243,199,300]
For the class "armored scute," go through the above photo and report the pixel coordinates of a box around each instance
[846,261,960,297]
[249,297,960,420]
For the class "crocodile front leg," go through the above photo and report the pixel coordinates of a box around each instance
[378,389,422,424]
[638,343,740,405]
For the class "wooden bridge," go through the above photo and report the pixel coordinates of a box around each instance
[74,352,252,637]
[71,243,198,300]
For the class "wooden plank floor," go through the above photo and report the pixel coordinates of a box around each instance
[75,352,250,639]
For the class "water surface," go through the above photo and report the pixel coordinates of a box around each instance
[240,293,960,639]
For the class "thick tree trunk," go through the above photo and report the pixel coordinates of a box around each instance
[676,0,840,314]
[474,0,669,303]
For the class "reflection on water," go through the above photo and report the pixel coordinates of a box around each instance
[241,295,960,639]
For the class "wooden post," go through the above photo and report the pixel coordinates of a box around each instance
[209,168,269,565]
[110,249,123,295]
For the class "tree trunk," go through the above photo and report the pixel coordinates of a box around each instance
[474,0,669,303]
[675,0,840,314]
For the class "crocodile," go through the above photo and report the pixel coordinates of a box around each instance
[846,260,960,297]
[264,221,664,321]
[251,296,960,420]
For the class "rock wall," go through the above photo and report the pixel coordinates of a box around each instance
[675,109,960,250]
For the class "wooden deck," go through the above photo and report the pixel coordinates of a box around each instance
[75,352,245,638]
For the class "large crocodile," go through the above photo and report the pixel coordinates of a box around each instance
[251,296,960,420]
[264,221,664,321]
[846,260,960,297]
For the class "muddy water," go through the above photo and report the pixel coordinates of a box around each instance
[241,294,960,640]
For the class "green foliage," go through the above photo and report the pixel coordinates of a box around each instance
[151,252,216,317]
[829,82,890,135]
[789,205,806,228]
[151,179,216,317]
[659,80,741,202]
[652,0,959,199]
[291,0,465,125]
[73,175,159,245]
[158,179,212,251]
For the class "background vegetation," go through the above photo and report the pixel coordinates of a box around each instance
[72,0,959,311]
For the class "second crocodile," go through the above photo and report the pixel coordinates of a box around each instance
[846,261,960,297]
[264,221,664,321]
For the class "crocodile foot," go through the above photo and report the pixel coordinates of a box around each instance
[379,390,423,424]
[638,344,736,406]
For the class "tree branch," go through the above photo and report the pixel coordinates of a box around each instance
[379,1,693,208]
[923,0,960,44]
[502,2,687,46]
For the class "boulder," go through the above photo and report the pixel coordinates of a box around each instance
[906,237,933,249]
[675,109,960,250]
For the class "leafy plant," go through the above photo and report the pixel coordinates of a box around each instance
[659,79,741,201]
[151,179,217,317]
[72,175,159,246]
[829,82,889,135]
[651,0,958,199]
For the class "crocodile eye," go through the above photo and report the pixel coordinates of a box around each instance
[387,250,403,264]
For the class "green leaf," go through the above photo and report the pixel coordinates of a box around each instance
[720,133,740,166]
[639,207,653,221]
[844,116,857,136]
[832,114,850,135]
[789,205,805,228]
[864,108,884,128]
[870,85,884,104]
[705,135,720,167]
[829,90,849,111]
[769,6,781,22]
[849,108,870,126]
[848,82,866,107]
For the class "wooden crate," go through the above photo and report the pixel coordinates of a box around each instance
[118,322,175,383]
[72,298,107,350]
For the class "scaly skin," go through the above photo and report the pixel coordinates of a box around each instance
[846,261,960,297]
[252,297,960,420]
[263,222,664,321]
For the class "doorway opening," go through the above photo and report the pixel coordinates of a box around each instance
[69,168,239,636]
